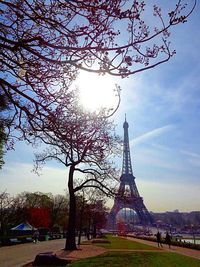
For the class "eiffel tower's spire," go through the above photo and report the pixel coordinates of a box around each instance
[122,115,133,175]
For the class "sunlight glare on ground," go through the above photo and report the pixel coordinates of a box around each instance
[75,72,117,111]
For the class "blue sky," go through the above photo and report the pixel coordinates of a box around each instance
[1,2,200,212]
[113,2,200,212]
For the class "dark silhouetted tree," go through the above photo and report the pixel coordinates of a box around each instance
[0,93,11,168]
[0,191,13,235]
[31,103,120,250]
[0,0,196,140]
[50,194,69,231]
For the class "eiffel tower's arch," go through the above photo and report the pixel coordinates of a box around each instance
[107,117,153,230]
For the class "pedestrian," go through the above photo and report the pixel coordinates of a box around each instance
[156,231,163,247]
[165,231,171,249]
[33,230,39,243]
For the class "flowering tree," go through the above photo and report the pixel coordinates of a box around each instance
[10,192,53,226]
[0,0,196,139]
[0,94,10,167]
[0,126,5,168]
[28,207,51,228]
[0,0,196,251]
[32,103,120,250]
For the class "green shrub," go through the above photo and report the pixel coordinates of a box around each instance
[127,235,200,251]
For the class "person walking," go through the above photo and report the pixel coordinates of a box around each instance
[156,231,163,247]
[165,231,171,249]
[33,230,39,243]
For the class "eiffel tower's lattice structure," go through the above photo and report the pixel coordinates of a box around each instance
[107,118,153,229]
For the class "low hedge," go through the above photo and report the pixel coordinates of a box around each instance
[0,235,34,245]
[127,235,200,251]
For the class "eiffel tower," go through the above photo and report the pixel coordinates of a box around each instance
[107,117,153,230]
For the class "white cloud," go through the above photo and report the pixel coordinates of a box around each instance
[180,150,200,159]
[130,124,174,146]
[1,162,67,196]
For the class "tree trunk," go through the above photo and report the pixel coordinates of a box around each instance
[87,217,91,240]
[78,197,84,245]
[65,165,77,250]
[93,220,97,238]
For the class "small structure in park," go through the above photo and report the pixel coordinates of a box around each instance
[11,222,37,231]
[107,117,153,231]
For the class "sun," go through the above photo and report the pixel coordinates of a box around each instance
[75,72,118,112]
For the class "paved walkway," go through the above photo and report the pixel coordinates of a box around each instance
[0,239,66,267]
[0,236,199,267]
[0,239,107,267]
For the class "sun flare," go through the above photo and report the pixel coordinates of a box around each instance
[75,72,118,112]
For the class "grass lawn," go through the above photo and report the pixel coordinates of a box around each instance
[68,251,200,267]
[94,235,159,250]
[68,236,200,267]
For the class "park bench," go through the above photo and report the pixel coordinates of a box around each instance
[49,233,62,239]
[9,238,21,245]
[25,237,33,242]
